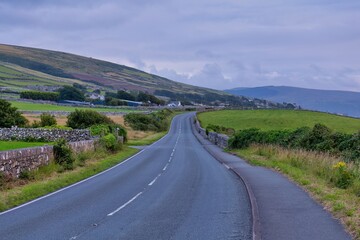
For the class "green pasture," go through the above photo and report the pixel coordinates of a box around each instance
[0,141,48,151]
[198,109,360,134]
[10,101,139,113]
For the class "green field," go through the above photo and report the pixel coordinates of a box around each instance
[0,141,48,151]
[10,101,139,113]
[198,110,360,133]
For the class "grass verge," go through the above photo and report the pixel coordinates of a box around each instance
[231,144,360,239]
[127,132,167,146]
[127,111,183,146]
[0,147,138,212]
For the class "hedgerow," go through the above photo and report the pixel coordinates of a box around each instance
[124,109,173,132]
[229,124,360,162]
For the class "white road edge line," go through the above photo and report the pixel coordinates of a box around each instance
[223,163,230,170]
[107,192,143,216]
[0,118,176,216]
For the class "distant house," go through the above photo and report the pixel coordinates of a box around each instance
[167,101,182,107]
[88,93,105,101]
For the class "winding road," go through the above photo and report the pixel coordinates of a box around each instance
[0,113,252,240]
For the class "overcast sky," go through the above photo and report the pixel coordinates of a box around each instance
[1,0,360,91]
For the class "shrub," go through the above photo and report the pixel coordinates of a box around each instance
[124,109,172,132]
[229,128,261,149]
[67,109,114,129]
[58,86,85,101]
[90,124,127,142]
[19,170,34,180]
[100,133,122,152]
[305,124,333,151]
[0,99,28,127]
[53,139,74,170]
[228,124,360,162]
[332,162,353,189]
[287,127,312,149]
[39,113,57,127]
[20,91,59,101]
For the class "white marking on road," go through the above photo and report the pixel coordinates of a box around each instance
[0,126,173,216]
[163,163,169,171]
[223,163,230,170]
[148,174,162,186]
[107,192,143,216]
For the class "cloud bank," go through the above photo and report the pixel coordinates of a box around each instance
[0,0,359,91]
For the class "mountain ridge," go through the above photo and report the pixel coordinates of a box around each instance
[225,86,360,117]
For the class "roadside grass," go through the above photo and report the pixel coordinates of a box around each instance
[127,111,182,146]
[0,111,182,212]
[0,147,138,212]
[198,109,360,133]
[231,145,360,239]
[10,101,139,113]
[127,132,166,146]
[0,141,49,151]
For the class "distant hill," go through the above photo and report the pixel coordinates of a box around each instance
[0,44,218,95]
[225,86,360,118]
[0,44,293,108]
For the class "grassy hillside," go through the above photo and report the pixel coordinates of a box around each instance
[225,86,360,118]
[0,44,224,96]
[198,109,360,133]
[0,44,295,108]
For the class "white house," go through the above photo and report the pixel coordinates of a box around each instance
[167,101,182,107]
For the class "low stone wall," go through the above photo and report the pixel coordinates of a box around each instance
[0,139,98,178]
[193,116,229,149]
[0,146,53,178]
[0,128,92,142]
[68,139,97,154]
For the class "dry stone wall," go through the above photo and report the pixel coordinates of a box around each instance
[0,127,92,142]
[194,116,229,149]
[0,146,53,178]
[0,140,98,178]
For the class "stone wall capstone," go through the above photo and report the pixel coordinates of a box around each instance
[0,127,92,142]
[193,116,229,149]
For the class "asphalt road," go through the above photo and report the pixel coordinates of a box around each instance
[193,115,352,240]
[0,113,252,240]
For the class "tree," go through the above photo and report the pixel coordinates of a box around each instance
[58,86,85,101]
[0,99,28,127]
[39,113,57,127]
[20,91,59,101]
[67,109,114,129]
[137,92,164,105]
[117,90,136,101]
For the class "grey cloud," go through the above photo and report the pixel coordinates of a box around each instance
[0,0,359,91]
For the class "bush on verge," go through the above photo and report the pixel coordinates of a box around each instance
[53,139,74,170]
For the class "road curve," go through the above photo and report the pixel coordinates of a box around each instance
[193,115,352,240]
[0,113,252,240]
